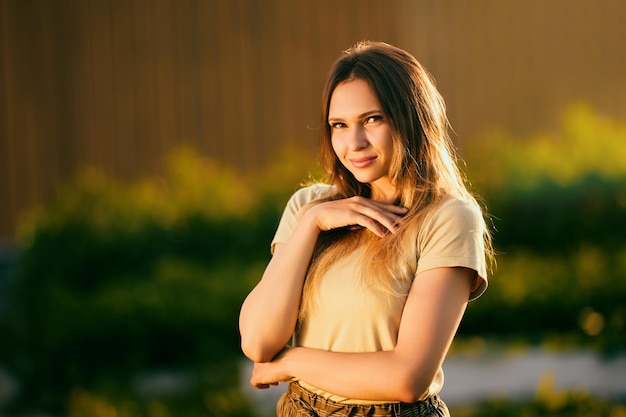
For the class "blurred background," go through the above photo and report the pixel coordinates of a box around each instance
[0,0,625,416]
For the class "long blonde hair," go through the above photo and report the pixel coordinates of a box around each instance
[300,41,493,319]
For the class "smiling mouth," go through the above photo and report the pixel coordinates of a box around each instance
[349,157,377,168]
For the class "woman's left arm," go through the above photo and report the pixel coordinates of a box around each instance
[250,266,475,403]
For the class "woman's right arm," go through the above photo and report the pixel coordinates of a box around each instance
[239,196,408,363]
[239,211,320,363]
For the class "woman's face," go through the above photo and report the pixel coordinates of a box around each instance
[328,78,396,201]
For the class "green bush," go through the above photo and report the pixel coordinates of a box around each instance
[4,146,315,414]
[459,104,626,349]
[458,247,626,350]
[465,104,626,192]
[465,104,626,253]
[481,174,625,253]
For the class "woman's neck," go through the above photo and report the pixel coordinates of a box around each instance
[370,182,399,205]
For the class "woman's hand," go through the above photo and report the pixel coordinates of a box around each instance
[308,196,408,237]
[250,348,292,389]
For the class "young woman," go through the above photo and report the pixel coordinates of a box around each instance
[239,41,493,417]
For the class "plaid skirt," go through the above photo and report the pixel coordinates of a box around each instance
[277,382,450,417]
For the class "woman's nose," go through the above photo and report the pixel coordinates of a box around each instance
[347,126,368,150]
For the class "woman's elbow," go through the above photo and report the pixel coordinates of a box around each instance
[240,338,278,363]
[395,373,431,404]
[396,388,428,404]
[239,317,272,362]
[239,322,290,362]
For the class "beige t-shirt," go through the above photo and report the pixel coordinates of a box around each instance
[271,184,488,404]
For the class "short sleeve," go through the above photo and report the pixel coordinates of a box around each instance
[270,184,334,254]
[416,198,488,301]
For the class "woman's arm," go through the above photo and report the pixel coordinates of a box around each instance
[239,196,408,363]
[239,214,319,363]
[250,266,474,403]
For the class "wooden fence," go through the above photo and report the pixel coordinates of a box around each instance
[1,0,625,241]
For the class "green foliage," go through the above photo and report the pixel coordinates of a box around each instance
[465,103,626,191]
[464,104,626,253]
[477,174,624,253]
[456,104,626,350]
[4,146,316,414]
[458,247,626,350]
[66,386,255,417]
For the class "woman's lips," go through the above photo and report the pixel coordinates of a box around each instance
[350,156,377,168]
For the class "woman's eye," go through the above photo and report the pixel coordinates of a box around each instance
[330,122,346,129]
[366,115,383,124]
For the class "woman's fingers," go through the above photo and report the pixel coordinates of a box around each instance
[343,197,408,236]
[355,201,407,235]
[252,381,279,389]
[312,197,408,236]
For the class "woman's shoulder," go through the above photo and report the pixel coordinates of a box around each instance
[271,183,335,251]
[435,195,481,215]
[416,195,490,300]
[287,183,336,209]
[422,195,484,232]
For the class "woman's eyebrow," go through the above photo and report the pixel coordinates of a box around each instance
[328,110,382,122]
